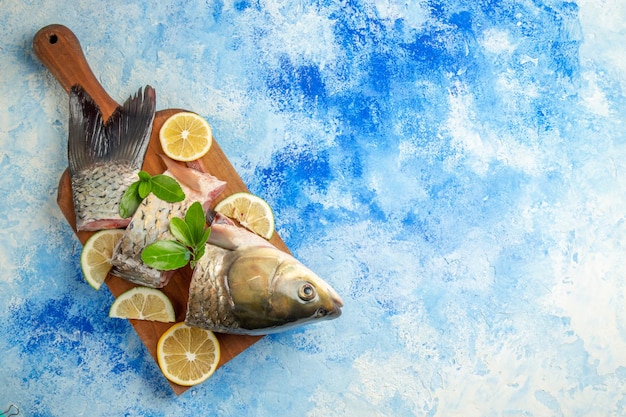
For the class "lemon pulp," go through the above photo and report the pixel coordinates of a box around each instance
[157,322,220,386]
[109,287,176,322]
[80,229,124,290]
[159,112,213,162]
[214,192,275,239]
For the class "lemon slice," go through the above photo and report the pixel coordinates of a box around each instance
[80,229,124,290]
[109,287,176,322]
[214,192,275,239]
[159,112,213,161]
[157,322,221,386]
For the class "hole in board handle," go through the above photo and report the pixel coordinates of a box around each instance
[49,34,58,44]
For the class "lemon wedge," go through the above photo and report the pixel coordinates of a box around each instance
[214,192,275,239]
[159,112,213,161]
[157,322,221,386]
[80,229,124,290]
[109,287,176,322]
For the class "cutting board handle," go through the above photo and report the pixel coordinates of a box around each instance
[33,24,119,119]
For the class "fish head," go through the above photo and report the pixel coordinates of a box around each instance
[270,254,343,321]
[227,247,343,334]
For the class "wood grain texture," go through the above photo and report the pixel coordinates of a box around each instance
[34,24,288,395]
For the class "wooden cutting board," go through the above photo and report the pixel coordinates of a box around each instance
[33,24,284,395]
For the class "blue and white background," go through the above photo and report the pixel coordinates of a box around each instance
[1,0,625,415]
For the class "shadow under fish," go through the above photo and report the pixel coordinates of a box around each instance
[68,85,155,231]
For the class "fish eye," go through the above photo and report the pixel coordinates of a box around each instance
[298,283,317,301]
[315,308,327,318]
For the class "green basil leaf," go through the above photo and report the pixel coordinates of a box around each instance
[119,182,142,218]
[141,240,190,270]
[198,227,211,248]
[169,217,194,248]
[194,243,206,263]
[138,180,152,199]
[151,175,185,202]
[189,229,210,269]
[185,202,206,245]
[138,170,152,182]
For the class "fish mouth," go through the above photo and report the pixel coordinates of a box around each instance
[328,288,344,318]
[333,292,344,309]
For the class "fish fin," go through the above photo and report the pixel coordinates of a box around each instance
[67,85,156,175]
[68,85,105,175]
[208,223,275,251]
[159,154,204,191]
[205,208,218,225]
[205,209,236,226]
[185,159,206,173]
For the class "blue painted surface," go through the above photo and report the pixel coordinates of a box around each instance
[2,0,626,415]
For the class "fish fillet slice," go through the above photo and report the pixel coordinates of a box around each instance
[110,163,227,288]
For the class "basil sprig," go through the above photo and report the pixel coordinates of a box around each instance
[120,171,185,218]
[141,202,211,270]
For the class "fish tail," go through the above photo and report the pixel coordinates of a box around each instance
[106,86,156,167]
[68,85,105,175]
[68,85,156,175]
[68,85,156,231]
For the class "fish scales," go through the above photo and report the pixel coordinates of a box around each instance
[111,185,191,287]
[71,163,138,230]
[186,246,241,331]
[110,164,226,288]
